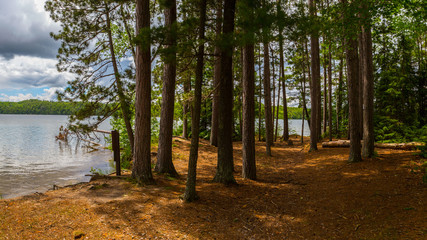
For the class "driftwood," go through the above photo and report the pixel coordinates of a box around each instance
[322,140,423,150]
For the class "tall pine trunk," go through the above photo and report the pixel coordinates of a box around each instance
[336,42,344,137]
[323,52,327,136]
[156,0,178,176]
[213,0,237,184]
[275,75,281,142]
[183,0,207,202]
[133,0,154,184]
[342,0,362,162]
[309,0,321,151]
[362,3,375,158]
[258,46,263,142]
[326,0,332,141]
[358,28,365,140]
[210,0,222,147]
[242,31,256,180]
[272,53,276,141]
[328,44,333,141]
[280,36,289,141]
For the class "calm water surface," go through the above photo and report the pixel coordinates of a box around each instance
[0,114,113,199]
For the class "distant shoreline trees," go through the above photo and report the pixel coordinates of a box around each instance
[0,99,105,115]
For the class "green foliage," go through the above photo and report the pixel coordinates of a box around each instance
[0,99,103,115]
[89,167,107,176]
[374,116,427,143]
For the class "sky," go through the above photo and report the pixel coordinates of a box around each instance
[0,0,73,102]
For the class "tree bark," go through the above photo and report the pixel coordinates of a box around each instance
[362,3,375,158]
[133,0,154,184]
[213,0,237,185]
[275,73,281,142]
[210,0,222,147]
[342,0,362,163]
[328,44,333,141]
[263,41,274,156]
[242,42,256,180]
[279,34,289,141]
[358,28,365,140]
[323,50,327,136]
[309,0,321,151]
[258,45,263,142]
[183,0,207,202]
[271,52,276,141]
[156,0,178,176]
[182,76,191,139]
[302,40,311,130]
[336,42,344,137]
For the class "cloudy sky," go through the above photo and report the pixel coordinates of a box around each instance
[0,0,73,102]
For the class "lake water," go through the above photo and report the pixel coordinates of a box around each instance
[0,114,114,199]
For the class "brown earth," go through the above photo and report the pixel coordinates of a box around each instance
[0,136,426,239]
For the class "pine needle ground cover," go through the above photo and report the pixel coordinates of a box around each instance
[0,137,426,239]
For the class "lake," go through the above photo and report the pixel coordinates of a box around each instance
[0,114,114,199]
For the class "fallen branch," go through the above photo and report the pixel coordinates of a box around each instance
[321,140,423,150]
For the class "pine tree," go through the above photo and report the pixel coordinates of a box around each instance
[133,0,154,184]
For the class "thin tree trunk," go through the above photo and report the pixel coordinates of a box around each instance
[239,48,244,137]
[133,0,154,184]
[210,0,222,147]
[326,0,332,141]
[263,41,274,156]
[303,40,311,129]
[275,74,281,142]
[279,33,289,141]
[309,0,320,151]
[120,6,136,63]
[301,41,311,131]
[156,0,178,176]
[358,27,365,140]
[213,0,237,184]
[301,66,306,143]
[328,43,333,141]
[323,52,327,136]
[105,7,135,156]
[183,0,206,202]
[258,44,263,141]
[336,42,344,137]
[272,52,276,141]
[182,76,191,139]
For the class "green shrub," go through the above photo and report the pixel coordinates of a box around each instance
[374,115,426,143]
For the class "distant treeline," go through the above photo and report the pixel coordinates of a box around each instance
[0,99,82,115]
[258,105,304,120]
[279,106,305,120]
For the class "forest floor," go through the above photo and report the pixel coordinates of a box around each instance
[0,136,426,239]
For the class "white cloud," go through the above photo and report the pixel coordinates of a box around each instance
[0,55,74,89]
[0,87,64,102]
